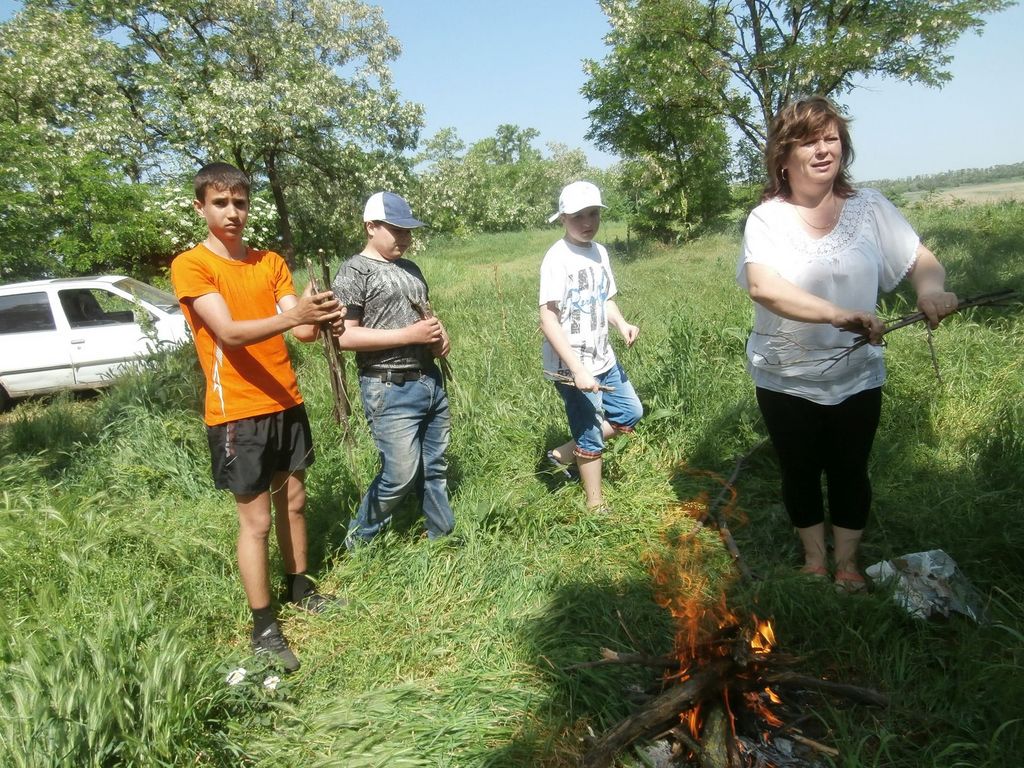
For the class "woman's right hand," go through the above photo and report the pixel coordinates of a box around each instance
[831,309,884,344]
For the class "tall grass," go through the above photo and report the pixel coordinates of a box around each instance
[1,205,1021,766]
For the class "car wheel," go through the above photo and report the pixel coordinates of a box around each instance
[0,385,9,412]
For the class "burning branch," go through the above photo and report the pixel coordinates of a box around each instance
[583,660,733,768]
[306,253,354,443]
[822,288,1018,373]
[764,670,889,707]
[576,617,889,767]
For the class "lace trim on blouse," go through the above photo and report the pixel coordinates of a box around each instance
[778,190,870,266]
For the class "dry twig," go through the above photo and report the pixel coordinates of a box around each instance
[684,440,767,582]
[410,299,454,384]
[822,289,1017,372]
[786,733,840,758]
[564,647,680,672]
[306,254,354,442]
[543,370,616,392]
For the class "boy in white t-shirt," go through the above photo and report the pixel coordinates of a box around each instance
[539,181,644,512]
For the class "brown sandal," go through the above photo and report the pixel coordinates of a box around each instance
[799,564,829,579]
[834,570,867,593]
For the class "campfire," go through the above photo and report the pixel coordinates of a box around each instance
[573,490,889,768]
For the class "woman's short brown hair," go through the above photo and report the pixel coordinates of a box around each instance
[762,96,855,201]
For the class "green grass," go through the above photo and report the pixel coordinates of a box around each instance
[1,207,1022,767]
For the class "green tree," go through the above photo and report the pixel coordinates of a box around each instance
[0,6,163,280]
[593,0,1012,153]
[584,0,733,238]
[31,0,423,262]
[413,128,479,236]
[415,125,583,234]
[463,125,552,231]
[585,0,1012,237]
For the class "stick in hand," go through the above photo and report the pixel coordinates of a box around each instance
[821,289,1018,372]
[543,370,616,392]
[410,298,454,384]
[306,253,354,440]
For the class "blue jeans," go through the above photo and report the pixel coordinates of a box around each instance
[555,362,643,457]
[347,370,455,546]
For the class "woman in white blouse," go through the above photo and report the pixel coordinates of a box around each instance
[737,96,958,592]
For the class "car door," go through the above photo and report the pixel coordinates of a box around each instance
[0,290,76,395]
[58,287,155,386]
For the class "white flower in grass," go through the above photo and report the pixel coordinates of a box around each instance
[225,667,248,685]
[263,675,281,690]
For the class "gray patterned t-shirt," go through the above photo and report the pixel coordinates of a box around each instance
[332,253,433,371]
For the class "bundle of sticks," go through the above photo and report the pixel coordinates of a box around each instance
[305,252,354,440]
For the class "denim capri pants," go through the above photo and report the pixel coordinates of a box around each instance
[555,362,643,458]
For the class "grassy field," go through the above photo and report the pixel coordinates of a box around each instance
[1,200,1022,767]
[901,178,1024,205]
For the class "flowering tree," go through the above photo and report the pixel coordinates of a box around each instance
[413,126,614,235]
[16,0,423,265]
[0,7,164,279]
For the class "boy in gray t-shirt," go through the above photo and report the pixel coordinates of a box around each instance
[332,192,455,546]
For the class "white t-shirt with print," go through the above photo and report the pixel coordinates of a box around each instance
[736,188,920,405]
[540,237,618,378]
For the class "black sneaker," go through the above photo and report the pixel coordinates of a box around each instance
[251,623,300,673]
[290,590,347,614]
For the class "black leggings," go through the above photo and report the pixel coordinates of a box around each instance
[756,387,882,530]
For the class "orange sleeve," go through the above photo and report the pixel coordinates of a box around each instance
[272,254,296,303]
[171,249,216,302]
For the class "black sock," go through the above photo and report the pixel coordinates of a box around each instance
[285,572,315,602]
[251,606,276,638]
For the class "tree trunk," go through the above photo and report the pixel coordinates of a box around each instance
[265,146,295,266]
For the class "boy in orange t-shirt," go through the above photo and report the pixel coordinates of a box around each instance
[171,162,343,672]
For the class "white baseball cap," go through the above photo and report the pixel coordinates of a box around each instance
[547,181,606,223]
[363,191,426,229]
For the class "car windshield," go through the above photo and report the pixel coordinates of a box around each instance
[114,278,180,313]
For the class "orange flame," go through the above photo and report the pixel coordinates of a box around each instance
[651,488,786,744]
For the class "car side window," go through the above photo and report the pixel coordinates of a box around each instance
[59,289,139,328]
[0,292,57,334]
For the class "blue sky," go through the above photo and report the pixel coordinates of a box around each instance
[2,1,1021,181]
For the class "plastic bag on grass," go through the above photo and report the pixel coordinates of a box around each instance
[865,549,987,622]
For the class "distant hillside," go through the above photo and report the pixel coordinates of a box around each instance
[859,161,1024,198]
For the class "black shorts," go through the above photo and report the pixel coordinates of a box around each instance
[206,404,315,495]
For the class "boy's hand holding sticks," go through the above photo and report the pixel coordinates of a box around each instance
[305,255,354,435]
[544,369,616,393]
[410,299,454,383]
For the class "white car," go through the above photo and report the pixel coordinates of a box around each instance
[0,275,189,409]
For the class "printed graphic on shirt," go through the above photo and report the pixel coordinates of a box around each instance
[540,239,617,378]
[560,265,610,368]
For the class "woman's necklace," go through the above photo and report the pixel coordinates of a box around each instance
[792,192,839,232]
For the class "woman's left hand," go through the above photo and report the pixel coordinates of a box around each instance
[916,291,959,329]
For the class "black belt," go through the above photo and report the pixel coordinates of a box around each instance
[361,368,424,384]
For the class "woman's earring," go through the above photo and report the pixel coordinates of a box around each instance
[781,167,789,181]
